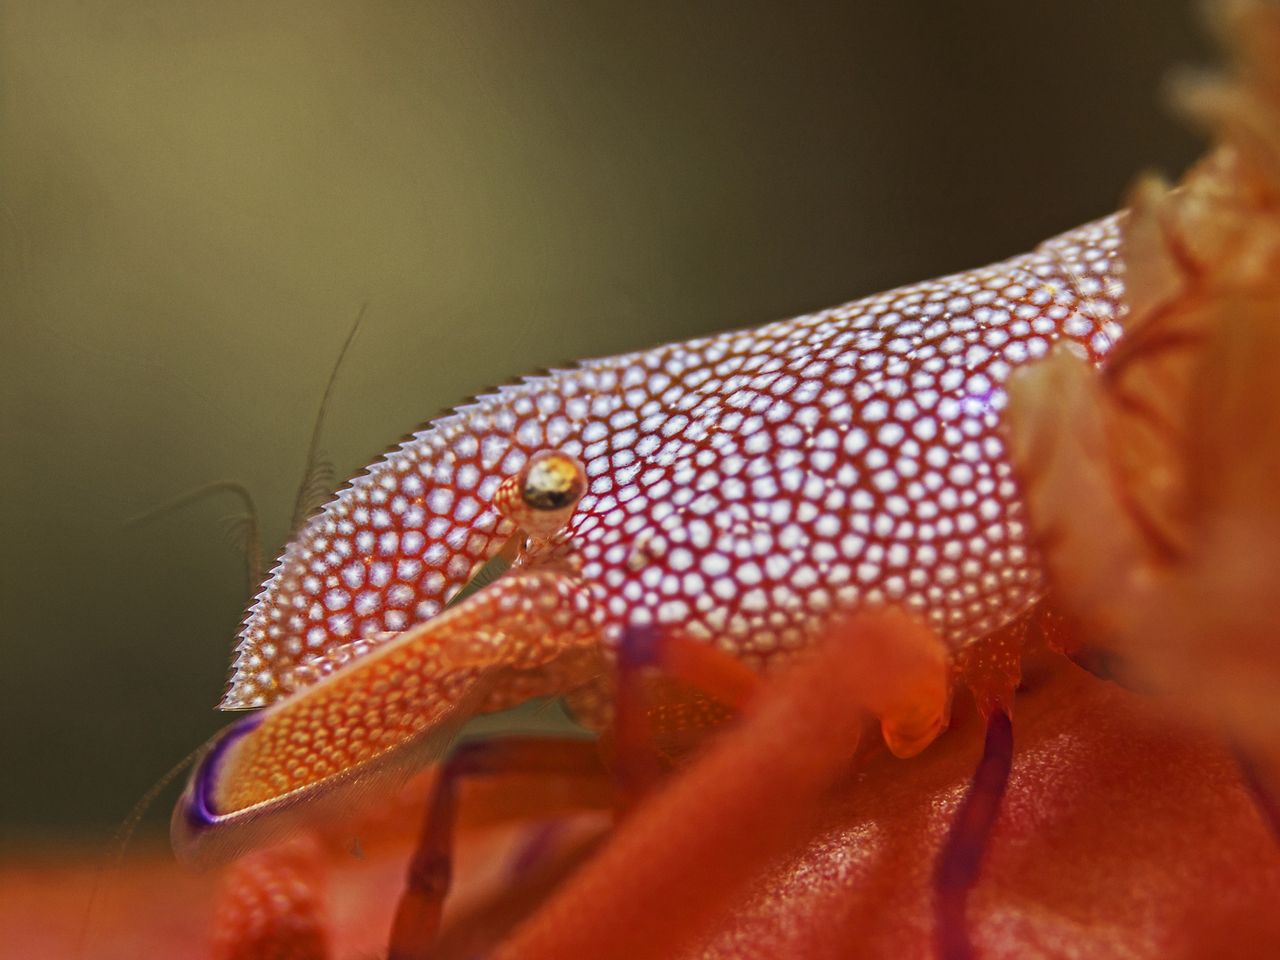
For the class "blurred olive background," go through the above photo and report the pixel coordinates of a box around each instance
[0,1,1209,838]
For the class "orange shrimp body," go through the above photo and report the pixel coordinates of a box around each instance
[175,215,1125,864]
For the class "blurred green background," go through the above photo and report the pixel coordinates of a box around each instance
[0,1,1208,837]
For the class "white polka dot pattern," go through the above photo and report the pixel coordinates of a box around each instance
[222,215,1125,709]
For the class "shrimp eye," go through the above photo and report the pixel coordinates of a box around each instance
[522,451,586,511]
[495,449,586,539]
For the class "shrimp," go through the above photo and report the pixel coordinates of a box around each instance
[169,5,1280,957]
[172,207,1122,948]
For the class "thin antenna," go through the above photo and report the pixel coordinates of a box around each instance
[126,302,371,597]
[128,481,263,593]
[76,745,205,960]
[444,534,523,610]
[291,302,368,529]
[97,306,373,949]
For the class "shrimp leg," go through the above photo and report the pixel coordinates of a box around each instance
[933,706,1014,960]
[388,736,609,959]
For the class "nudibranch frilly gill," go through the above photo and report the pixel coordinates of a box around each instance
[173,213,1125,870]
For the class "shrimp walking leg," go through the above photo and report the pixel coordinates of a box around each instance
[388,736,608,959]
[933,706,1014,960]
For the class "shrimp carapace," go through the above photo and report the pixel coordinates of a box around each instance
[178,215,1124,870]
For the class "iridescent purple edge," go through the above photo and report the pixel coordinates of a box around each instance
[184,714,263,830]
[617,623,660,670]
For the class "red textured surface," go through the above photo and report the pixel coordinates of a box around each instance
[7,654,1278,959]
[210,840,329,960]
[1,822,539,960]
[688,654,1280,959]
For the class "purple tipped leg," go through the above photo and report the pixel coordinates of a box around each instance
[387,736,605,960]
[611,624,666,801]
[933,707,1014,960]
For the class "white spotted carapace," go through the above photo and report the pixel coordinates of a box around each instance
[224,215,1123,711]
[173,214,1125,865]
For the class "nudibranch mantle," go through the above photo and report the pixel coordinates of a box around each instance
[224,216,1124,712]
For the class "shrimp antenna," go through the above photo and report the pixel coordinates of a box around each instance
[127,480,263,594]
[76,743,207,960]
[126,302,370,595]
[98,307,370,945]
[291,301,368,529]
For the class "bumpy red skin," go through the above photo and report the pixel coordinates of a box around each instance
[210,838,329,960]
